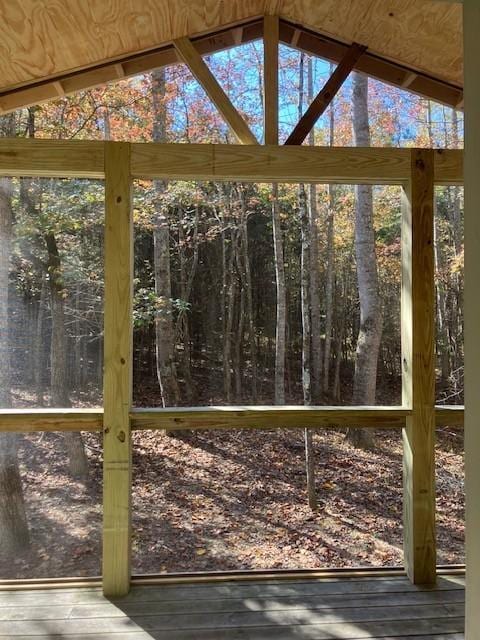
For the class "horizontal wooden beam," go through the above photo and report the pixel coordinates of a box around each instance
[131,406,411,431]
[435,405,465,427]
[0,409,103,432]
[0,139,463,184]
[131,144,463,184]
[0,405,464,433]
[285,43,367,146]
[0,138,105,178]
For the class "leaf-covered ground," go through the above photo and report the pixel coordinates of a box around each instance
[0,428,464,579]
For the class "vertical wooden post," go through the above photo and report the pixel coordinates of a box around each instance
[263,15,279,145]
[401,148,436,585]
[464,1,480,636]
[102,142,133,596]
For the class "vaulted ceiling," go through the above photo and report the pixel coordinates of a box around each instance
[0,0,462,109]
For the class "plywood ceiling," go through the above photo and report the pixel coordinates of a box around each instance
[0,0,462,94]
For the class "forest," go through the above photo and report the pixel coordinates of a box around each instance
[0,42,464,579]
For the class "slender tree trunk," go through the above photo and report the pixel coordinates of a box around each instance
[151,69,179,407]
[272,184,286,404]
[0,166,30,554]
[239,188,258,402]
[45,232,88,480]
[298,53,317,509]
[307,59,323,403]
[33,277,47,406]
[347,73,383,449]
[324,90,336,395]
[224,230,237,402]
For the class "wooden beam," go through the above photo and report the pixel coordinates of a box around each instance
[102,142,133,597]
[173,37,258,145]
[0,21,264,115]
[435,405,465,427]
[402,149,436,585]
[464,1,480,636]
[285,43,367,146]
[0,405,463,433]
[131,406,410,431]
[0,138,104,178]
[279,22,463,111]
[131,143,463,184]
[0,409,103,432]
[263,16,279,145]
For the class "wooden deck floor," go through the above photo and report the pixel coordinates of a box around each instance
[0,574,465,639]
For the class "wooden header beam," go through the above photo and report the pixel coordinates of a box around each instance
[0,139,463,184]
[0,18,463,116]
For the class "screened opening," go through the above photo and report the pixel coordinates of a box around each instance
[132,180,402,408]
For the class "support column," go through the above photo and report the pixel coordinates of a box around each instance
[464,1,480,637]
[102,142,133,596]
[401,148,436,584]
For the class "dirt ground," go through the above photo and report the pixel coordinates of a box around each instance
[0,426,464,579]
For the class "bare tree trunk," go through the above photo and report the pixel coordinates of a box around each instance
[272,184,286,404]
[299,53,317,510]
[33,276,47,406]
[0,166,30,554]
[347,73,383,449]
[151,69,179,407]
[45,232,88,480]
[324,90,336,395]
[224,230,237,402]
[239,188,258,402]
[307,59,323,404]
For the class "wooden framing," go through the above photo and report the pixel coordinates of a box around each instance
[464,1,478,637]
[102,142,133,597]
[0,18,463,115]
[401,149,436,584]
[0,138,465,594]
[285,43,367,146]
[173,36,258,145]
[263,15,279,145]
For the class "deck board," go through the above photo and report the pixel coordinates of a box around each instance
[0,574,465,639]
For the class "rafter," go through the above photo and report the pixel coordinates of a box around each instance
[173,36,258,145]
[0,18,463,117]
[285,43,367,146]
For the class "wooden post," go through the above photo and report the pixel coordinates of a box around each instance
[263,15,279,145]
[401,148,436,584]
[464,1,480,637]
[102,142,133,596]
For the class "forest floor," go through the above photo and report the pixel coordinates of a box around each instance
[0,424,464,579]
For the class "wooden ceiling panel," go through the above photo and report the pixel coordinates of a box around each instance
[278,0,462,85]
[0,0,463,98]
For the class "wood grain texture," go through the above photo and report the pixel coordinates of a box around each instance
[131,144,413,183]
[131,406,410,431]
[285,43,367,145]
[0,138,104,178]
[263,15,279,145]
[102,142,133,597]
[0,409,102,432]
[0,1,462,95]
[173,36,258,145]
[402,149,436,585]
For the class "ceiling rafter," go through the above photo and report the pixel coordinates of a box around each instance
[173,36,258,145]
[285,42,367,146]
[0,17,463,117]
